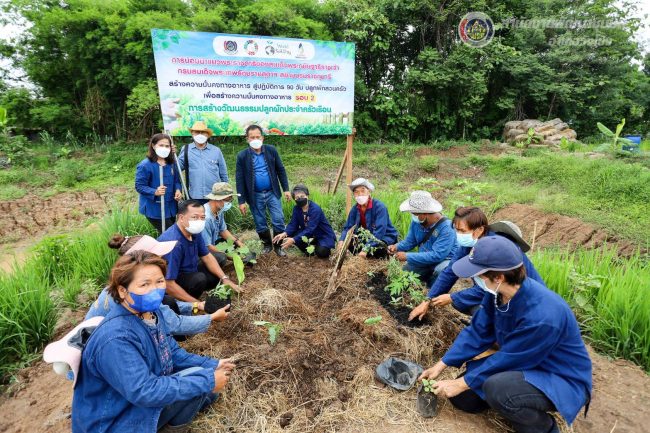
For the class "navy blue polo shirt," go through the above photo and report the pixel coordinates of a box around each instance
[158,223,209,280]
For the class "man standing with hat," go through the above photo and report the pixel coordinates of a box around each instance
[235,124,291,256]
[178,121,229,204]
[387,191,457,287]
[202,182,247,267]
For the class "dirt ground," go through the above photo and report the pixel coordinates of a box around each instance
[0,254,648,433]
[492,203,640,255]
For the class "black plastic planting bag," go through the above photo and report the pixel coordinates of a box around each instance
[375,357,424,391]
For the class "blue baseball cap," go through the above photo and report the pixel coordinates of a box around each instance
[452,236,524,278]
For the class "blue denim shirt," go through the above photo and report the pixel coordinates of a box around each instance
[251,149,272,191]
[442,278,592,424]
[178,142,228,200]
[396,218,458,267]
[85,288,211,336]
[72,304,219,433]
[202,203,228,246]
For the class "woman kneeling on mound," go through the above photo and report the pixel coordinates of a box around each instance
[419,236,592,433]
[72,251,235,433]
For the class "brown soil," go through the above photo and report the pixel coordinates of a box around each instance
[1,254,648,433]
[0,189,129,246]
[492,204,640,255]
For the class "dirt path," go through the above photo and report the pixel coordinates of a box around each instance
[0,255,647,433]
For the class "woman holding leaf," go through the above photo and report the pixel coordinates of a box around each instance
[272,184,336,258]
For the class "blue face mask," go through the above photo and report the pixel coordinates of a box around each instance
[456,231,477,247]
[412,214,425,224]
[126,288,165,313]
[219,201,233,215]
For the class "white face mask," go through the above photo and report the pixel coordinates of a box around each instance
[185,219,205,234]
[155,147,171,158]
[249,139,263,149]
[194,134,208,144]
[355,195,369,206]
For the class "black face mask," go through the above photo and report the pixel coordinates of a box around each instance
[295,198,308,207]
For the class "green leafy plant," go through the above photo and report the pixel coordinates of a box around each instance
[208,283,232,300]
[363,316,382,325]
[253,321,282,345]
[421,379,437,393]
[301,236,316,255]
[597,118,633,151]
[523,127,543,147]
[356,227,385,256]
[216,238,255,285]
[386,258,425,306]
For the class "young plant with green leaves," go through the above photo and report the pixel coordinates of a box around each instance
[596,118,633,151]
[386,258,426,306]
[356,227,385,256]
[421,379,437,393]
[253,321,282,345]
[363,316,382,325]
[215,238,255,285]
[208,283,232,300]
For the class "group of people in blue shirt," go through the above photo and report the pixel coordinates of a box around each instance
[67,123,593,433]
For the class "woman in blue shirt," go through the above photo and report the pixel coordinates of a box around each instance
[272,184,337,258]
[72,250,236,433]
[419,236,592,433]
[135,133,183,235]
[409,207,544,320]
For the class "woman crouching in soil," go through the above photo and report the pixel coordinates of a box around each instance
[419,236,592,433]
[72,250,235,433]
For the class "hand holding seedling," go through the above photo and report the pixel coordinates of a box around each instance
[394,251,407,261]
[222,278,242,293]
[430,378,469,398]
[387,244,397,254]
[418,360,446,382]
[210,304,230,322]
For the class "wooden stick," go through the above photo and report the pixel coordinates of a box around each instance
[530,220,538,252]
[332,147,348,194]
[345,129,356,214]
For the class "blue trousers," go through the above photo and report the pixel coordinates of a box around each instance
[157,367,219,429]
[251,190,286,234]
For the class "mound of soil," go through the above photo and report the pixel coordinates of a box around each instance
[366,273,428,328]
[492,204,640,255]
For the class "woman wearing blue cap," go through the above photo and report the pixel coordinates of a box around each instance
[418,236,592,433]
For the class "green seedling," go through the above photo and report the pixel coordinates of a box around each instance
[216,238,255,284]
[363,316,382,325]
[301,236,316,255]
[253,320,282,345]
[208,283,232,300]
[386,258,425,306]
[356,227,384,256]
[421,379,437,393]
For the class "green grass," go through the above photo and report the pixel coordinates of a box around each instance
[532,248,650,371]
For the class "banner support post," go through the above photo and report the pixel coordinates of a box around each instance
[344,128,356,214]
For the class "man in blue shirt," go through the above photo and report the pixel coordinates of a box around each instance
[387,191,457,287]
[158,200,239,303]
[235,124,291,257]
[178,121,229,204]
[418,236,592,433]
[202,182,248,267]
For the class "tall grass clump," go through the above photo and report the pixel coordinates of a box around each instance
[532,247,650,371]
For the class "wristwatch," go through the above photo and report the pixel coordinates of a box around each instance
[221,276,230,281]
[192,302,199,314]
